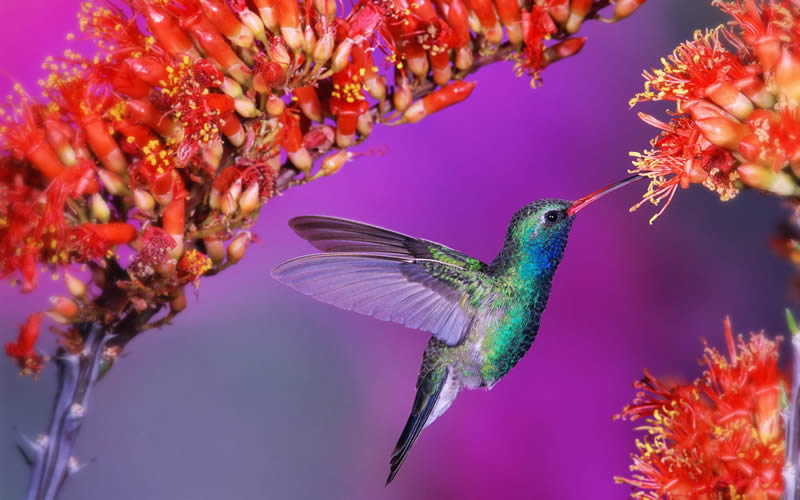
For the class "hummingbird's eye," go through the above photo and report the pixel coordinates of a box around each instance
[544,211,560,224]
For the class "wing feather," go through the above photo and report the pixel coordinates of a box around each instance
[289,216,489,272]
[272,253,490,346]
[273,216,495,346]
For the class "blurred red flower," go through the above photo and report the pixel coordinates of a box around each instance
[616,318,786,499]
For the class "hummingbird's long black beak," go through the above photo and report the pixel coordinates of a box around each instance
[567,175,644,217]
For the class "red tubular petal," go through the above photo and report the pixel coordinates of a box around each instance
[126,57,170,86]
[422,80,476,114]
[162,199,185,236]
[84,222,138,245]
[200,0,246,37]
[141,2,197,57]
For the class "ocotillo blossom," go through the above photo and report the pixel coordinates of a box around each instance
[628,0,800,223]
[0,0,642,376]
[615,318,786,499]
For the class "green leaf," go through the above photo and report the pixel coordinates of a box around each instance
[787,308,799,336]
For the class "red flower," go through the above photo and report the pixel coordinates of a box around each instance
[616,318,785,499]
[5,313,45,377]
[1,94,68,180]
[630,1,800,220]
[515,5,557,85]
[329,64,370,146]
[177,248,212,286]
[629,114,739,223]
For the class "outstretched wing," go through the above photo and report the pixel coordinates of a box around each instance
[288,215,489,272]
[272,216,492,346]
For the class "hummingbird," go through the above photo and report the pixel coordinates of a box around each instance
[271,175,641,484]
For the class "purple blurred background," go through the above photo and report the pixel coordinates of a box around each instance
[0,1,793,498]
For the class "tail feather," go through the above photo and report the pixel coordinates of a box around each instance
[386,367,449,485]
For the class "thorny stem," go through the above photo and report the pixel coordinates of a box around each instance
[21,323,107,500]
[785,309,800,500]
[19,262,161,500]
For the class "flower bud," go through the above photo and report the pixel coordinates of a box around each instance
[221,77,243,99]
[209,186,222,210]
[134,189,156,214]
[705,81,753,120]
[466,10,482,33]
[257,2,278,31]
[222,178,243,216]
[204,238,226,264]
[64,272,87,299]
[364,75,387,102]
[393,76,412,112]
[403,81,476,124]
[431,56,452,86]
[288,148,313,173]
[50,296,79,318]
[336,126,356,148]
[239,8,267,44]
[455,46,473,71]
[738,163,800,196]
[695,117,749,151]
[239,182,261,214]
[566,0,592,33]
[407,54,429,80]
[484,23,504,44]
[357,112,373,137]
[303,24,317,54]
[611,0,646,21]
[267,95,286,117]
[90,194,110,223]
[313,0,337,19]
[313,31,335,65]
[320,150,352,177]
[227,231,254,264]
[332,38,354,73]
[97,169,126,196]
[281,27,303,53]
[543,37,586,65]
[234,97,259,118]
[269,39,292,68]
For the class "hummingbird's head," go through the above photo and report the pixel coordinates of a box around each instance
[507,199,575,242]
[496,176,643,274]
[502,199,575,272]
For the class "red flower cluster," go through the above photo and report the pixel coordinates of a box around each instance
[0,0,641,375]
[629,0,800,223]
[615,318,785,499]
